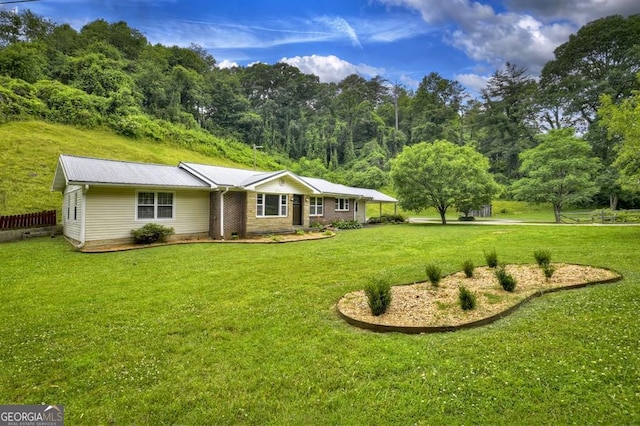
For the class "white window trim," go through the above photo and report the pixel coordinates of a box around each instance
[256,193,288,217]
[335,198,350,211]
[310,197,324,216]
[135,190,175,221]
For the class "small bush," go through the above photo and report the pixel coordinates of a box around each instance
[310,221,324,231]
[495,265,516,292]
[484,249,498,268]
[425,263,442,286]
[131,223,174,244]
[364,276,392,316]
[534,250,552,267]
[462,260,475,278]
[458,216,476,221]
[295,229,305,236]
[323,230,334,236]
[458,286,477,311]
[331,219,362,230]
[542,264,556,280]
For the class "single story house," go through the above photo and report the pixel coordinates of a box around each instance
[51,154,397,248]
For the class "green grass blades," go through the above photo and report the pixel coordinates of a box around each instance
[1,224,639,424]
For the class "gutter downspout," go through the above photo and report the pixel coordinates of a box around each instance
[219,187,229,240]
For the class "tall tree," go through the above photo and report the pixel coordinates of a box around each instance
[411,72,465,144]
[390,140,498,224]
[540,15,640,129]
[512,129,601,223]
[478,63,539,180]
[0,9,53,47]
[599,89,640,193]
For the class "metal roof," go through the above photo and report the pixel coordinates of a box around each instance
[51,155,210,191]
[179,163,319,192]
[300,176,397,203]
[51,155,397,203]
[179,162,280,187]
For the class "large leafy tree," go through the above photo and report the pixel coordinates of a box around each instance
[512,129,602,223]
[540,15,640,130]
[540,14,640,176]
[599,89,640,193]
[390,140,498,224]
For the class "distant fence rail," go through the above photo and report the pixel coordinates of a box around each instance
[0,210,57,230]
[561,209,640,224]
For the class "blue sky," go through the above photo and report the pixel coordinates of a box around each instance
[16,0,640,94]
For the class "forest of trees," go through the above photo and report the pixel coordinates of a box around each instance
[1,10,639,208]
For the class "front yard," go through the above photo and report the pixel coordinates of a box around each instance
[1,224,639,424]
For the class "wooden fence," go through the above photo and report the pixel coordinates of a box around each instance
[0,210,57,230]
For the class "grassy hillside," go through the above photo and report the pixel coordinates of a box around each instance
[0,120,281,215]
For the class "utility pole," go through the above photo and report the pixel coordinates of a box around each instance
[253,144,263,170]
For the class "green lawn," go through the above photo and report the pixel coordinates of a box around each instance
[1,225,639,424]
[367,200,559,223]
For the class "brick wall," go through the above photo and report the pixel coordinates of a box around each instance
[224,191,246,239]
[310,197,354,225]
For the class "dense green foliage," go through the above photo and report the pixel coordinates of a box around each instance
[513,129,602,223]
[534,250,552,268]
[462,259,475,278]
[0,9,638,204]
[330,219,362,230]
[599,86,640,193]
[2,225,639,424]
[131,223,174,244]
[458,286,477,311]
[542,264,556,280]
[366,213,405,224]
[484,248,499,268]
[364,275,393,316]
[425,263,442,286]
[390,140,498,224]
[495,266,517,292]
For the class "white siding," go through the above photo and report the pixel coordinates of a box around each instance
[84,187,210,242]
[356,200,366,224]
[62,185,83,242]
[255,178,311,194]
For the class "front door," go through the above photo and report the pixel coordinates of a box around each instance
[292,194,303,226]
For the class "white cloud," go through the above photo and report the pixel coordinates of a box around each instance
[281,55,384,83]
[376,0,579,75]
[454,73,490,96]
[216,59,239,69]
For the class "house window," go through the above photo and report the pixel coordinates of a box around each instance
[310,197,323,216]
[137,191,174,220]
[335,198,349,211]
[257,193,287,217]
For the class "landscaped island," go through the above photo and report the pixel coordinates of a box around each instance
[337,263,622,333]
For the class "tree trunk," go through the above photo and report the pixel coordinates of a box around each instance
[553,204,562,224]
[438,207,447,225]
[610,193,618,211]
